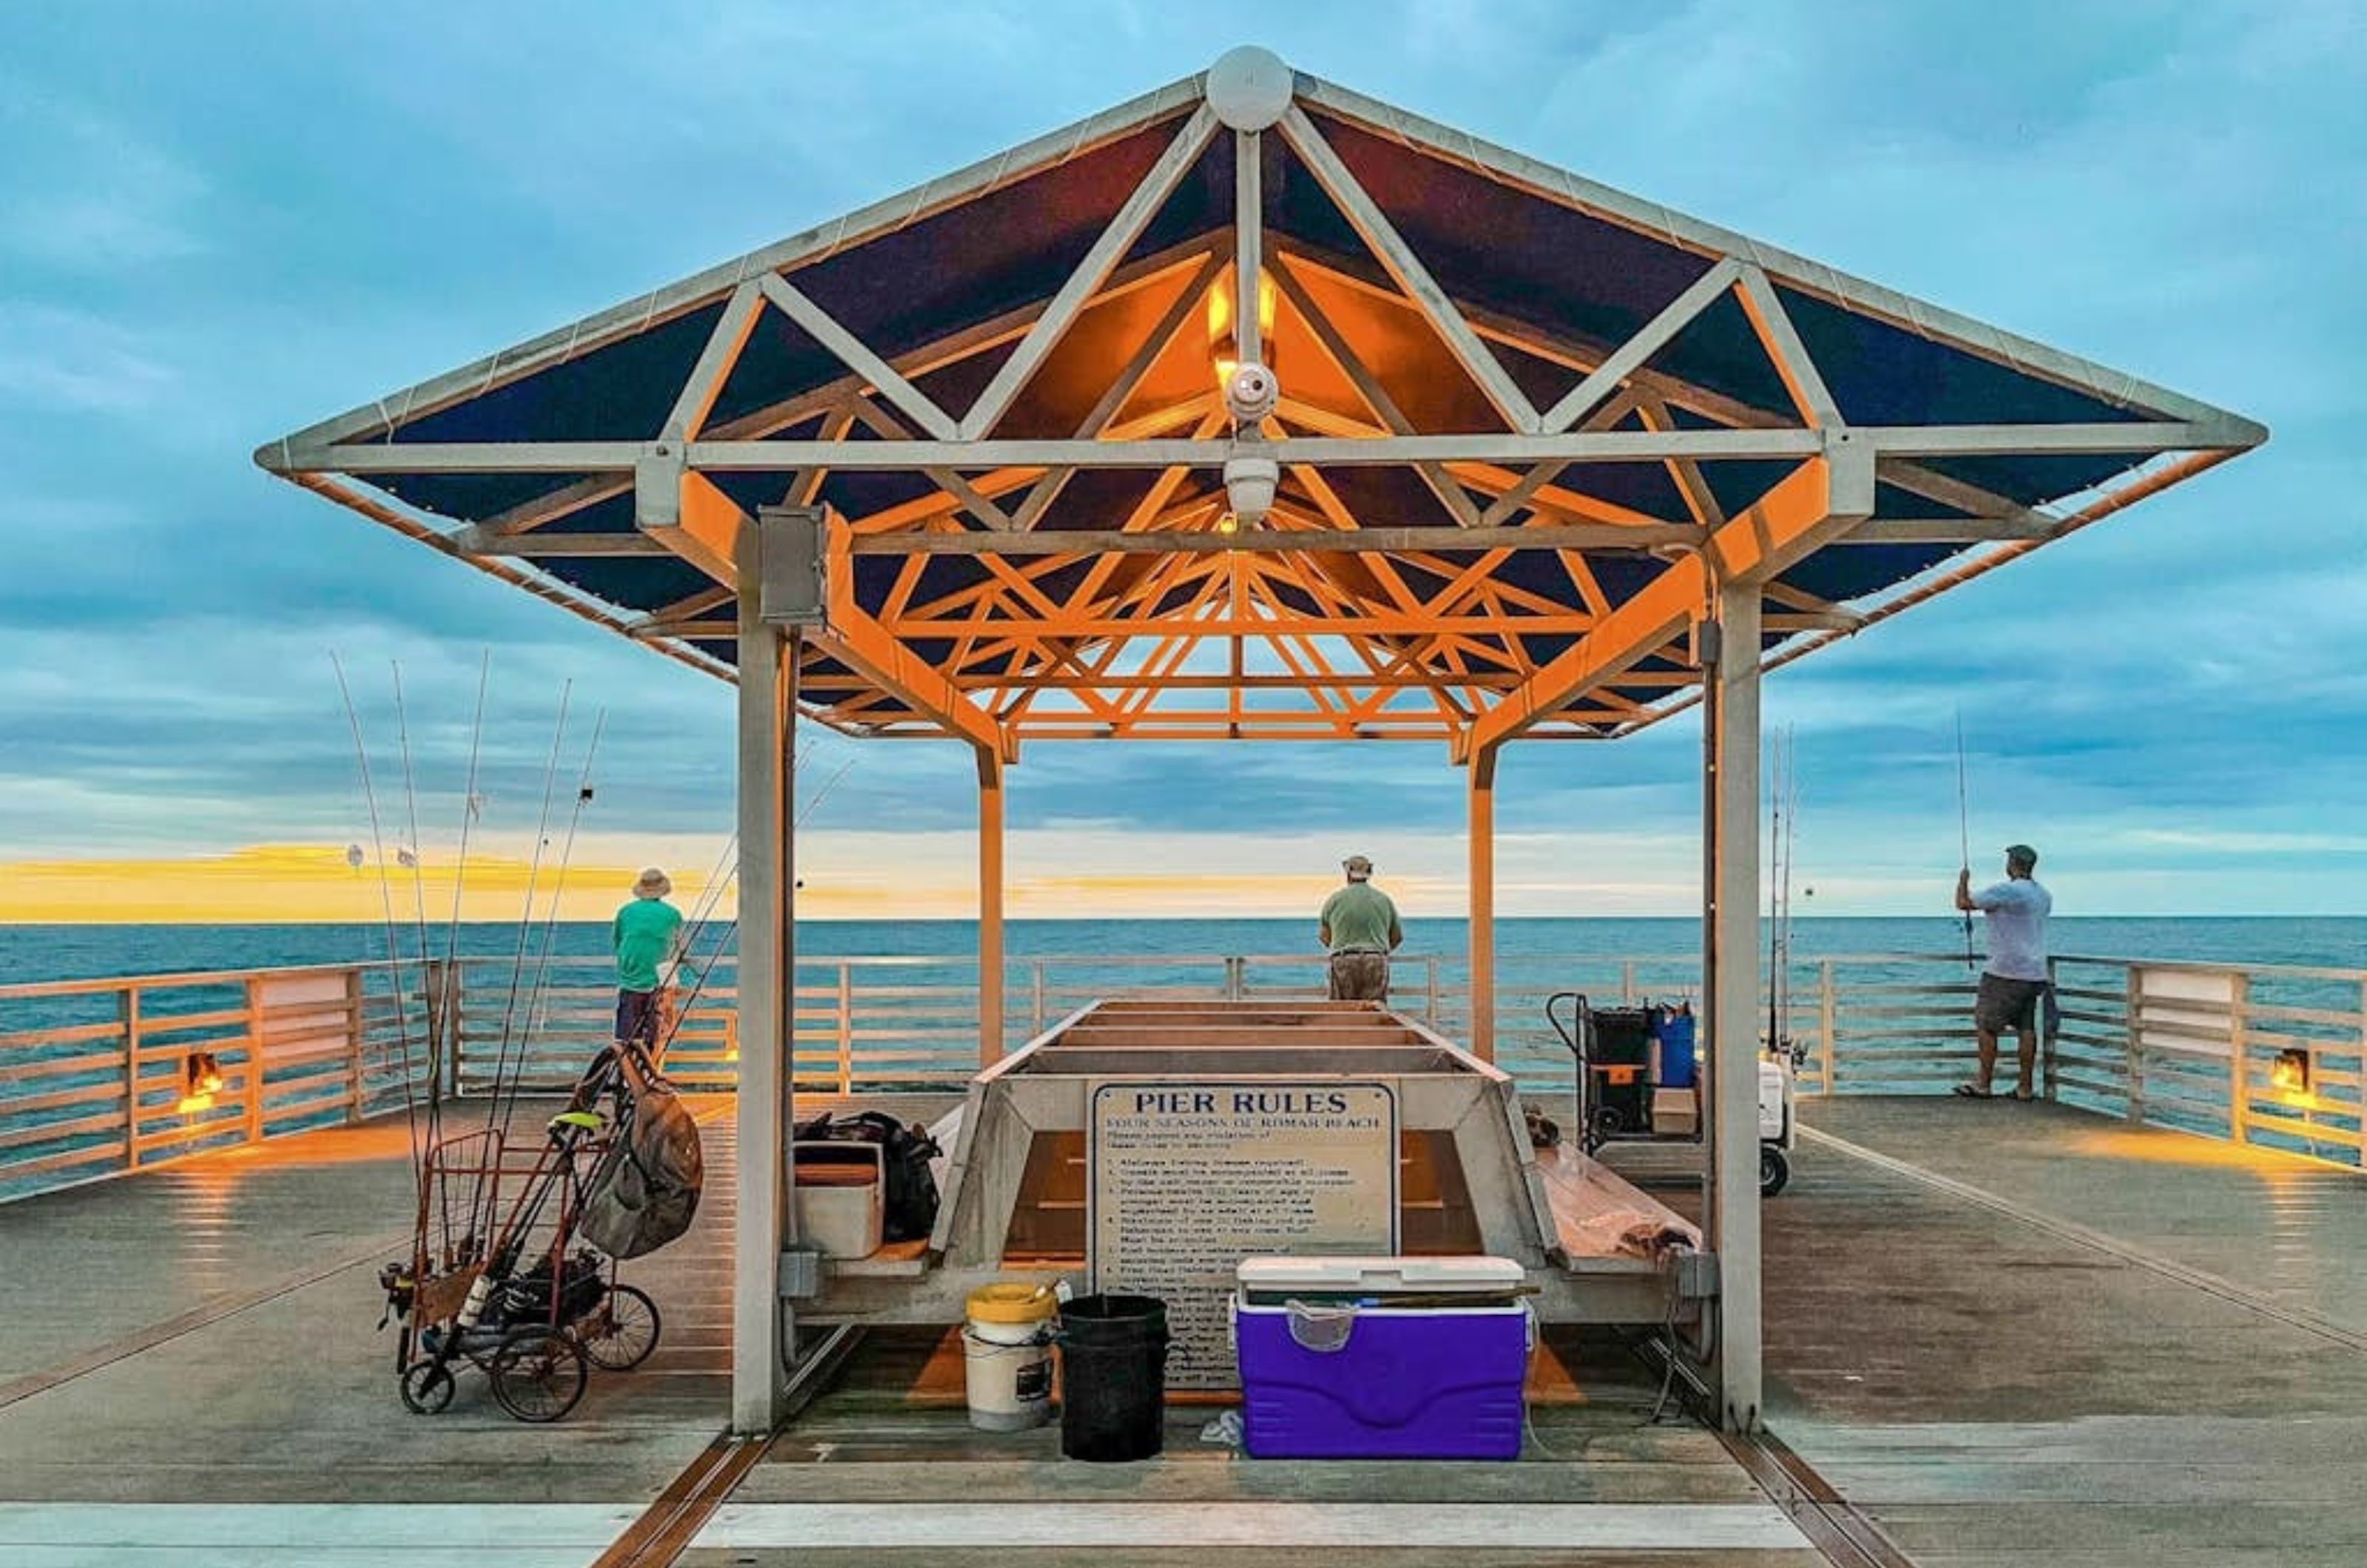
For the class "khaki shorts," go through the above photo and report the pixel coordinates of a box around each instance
[1328,950,1390,1001]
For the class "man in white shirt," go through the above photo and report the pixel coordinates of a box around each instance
[1953,844,2053,1101]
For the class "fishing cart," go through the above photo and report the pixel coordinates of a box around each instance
[378,1043,685,1422]
[1544,993,1799,1196]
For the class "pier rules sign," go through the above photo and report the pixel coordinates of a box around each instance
[1087,1081,1399,1387]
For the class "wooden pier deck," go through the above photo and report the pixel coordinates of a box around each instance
[0,1095,2358,1565]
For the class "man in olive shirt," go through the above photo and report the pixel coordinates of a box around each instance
[613,867,686,1049]
[1320,854,1402,1001]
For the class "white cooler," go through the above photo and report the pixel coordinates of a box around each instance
[791,1141,884,1258]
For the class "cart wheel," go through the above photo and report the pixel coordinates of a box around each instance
[1759,1146,1791,1197]
[488,1327,587,1423]
[581,1285,662,1371]
[399,1359,455,1415]
[1586,1106,1624,1152]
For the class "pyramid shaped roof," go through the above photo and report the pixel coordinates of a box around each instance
[261,49,2260,750]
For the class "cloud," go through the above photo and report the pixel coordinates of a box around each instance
[0,3,2360,916]
[0,83,210,271]
[0,306,179,413]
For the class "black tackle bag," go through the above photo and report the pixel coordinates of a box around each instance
[794,1109,943,1243]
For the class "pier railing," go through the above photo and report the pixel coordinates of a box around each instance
[5,947,2360,1199]
[0,961,439,1201]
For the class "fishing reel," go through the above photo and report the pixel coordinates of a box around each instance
[376,1261,416,1330]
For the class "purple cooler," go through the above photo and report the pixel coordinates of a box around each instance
[1234,1256,1532,1460]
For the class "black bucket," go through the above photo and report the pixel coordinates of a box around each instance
[1056,1294,1169,1462]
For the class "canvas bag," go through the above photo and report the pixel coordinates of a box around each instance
[578,1048,705,1260]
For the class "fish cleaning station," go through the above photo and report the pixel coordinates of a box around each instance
[1,40,2296,1567]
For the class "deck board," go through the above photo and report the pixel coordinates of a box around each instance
[3,1086,2364,1563]
[1769,1097,2367,1566]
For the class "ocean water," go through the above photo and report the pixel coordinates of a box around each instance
[1,915,2362,990]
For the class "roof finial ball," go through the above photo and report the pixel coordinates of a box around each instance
[1206,46,1294,132]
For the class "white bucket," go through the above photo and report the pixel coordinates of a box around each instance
[961,1282,1058,1431]
[961,1325,1053,1430]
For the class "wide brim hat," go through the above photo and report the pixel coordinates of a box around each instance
[634,868,673,898]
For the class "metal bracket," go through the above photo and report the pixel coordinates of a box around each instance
[1669,1247,1720,1300]
[777,1245,824,1300]
[757,505,827,626]
[1691,617,1722,670]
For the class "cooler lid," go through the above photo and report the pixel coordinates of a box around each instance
[1235,1255,1524,1293]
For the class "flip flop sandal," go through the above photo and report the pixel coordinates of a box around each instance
[2010,1088,2036,1102]
[1951,1083,1995,1098]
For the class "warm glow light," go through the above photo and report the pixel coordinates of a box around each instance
[176,1092,216,1115]
[1215,513,1241,535]
[1206,267,1278,392]
[2269,1048,2311,1095]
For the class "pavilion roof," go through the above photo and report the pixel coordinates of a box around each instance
[260,53,2261,754]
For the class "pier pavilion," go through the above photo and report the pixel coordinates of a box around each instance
[258,47,2262,1443]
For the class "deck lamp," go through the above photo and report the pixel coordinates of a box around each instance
[2270,1048,2310,1095]
[178,1050,224,1113]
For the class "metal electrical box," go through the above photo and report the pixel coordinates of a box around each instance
[757,506,826,626]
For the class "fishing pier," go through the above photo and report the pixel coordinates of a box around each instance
[4,43,2326,1568]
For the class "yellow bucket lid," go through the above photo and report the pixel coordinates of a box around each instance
[965,1282,1058,1325]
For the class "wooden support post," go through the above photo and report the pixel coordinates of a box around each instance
[1467,745,1498,1061]
[836,964,854,1095]
[978,748,1007,1065]
[343,970,365,1118]
[1704,579,1763,1433]
[1818,960,1837,1097]
[121,987,141,1174]
[2227,970,2249,1145]
[2124,967,2145,1124]
[732,516,799,1436]
[2044,960,2062,1103]
[423,960,448,1112]
[244,977,266,1145]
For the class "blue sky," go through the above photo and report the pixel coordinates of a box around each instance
[1,1,2361,917]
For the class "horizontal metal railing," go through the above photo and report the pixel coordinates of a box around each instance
[5,945,2360,1202]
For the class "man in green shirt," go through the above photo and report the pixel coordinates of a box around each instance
[613,867,686,1049]
[1319,854,1402,1001]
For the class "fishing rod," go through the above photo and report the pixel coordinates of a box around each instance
[331,654,427,1186]
[483,683,572,1104]
[390,663,441,1153]
[497,710,607,1142]
[435,651,492,1129]
[470,683,573,1238]
[1954,709,1976,970]
[649,744,860,1063]
[1766,728,1793,1056]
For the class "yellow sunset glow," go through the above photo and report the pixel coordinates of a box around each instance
[0,845,723,925]
[0,840,1486,923]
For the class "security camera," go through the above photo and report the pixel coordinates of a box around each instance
[1223,455,1280,527]
[1223,361,1280,425]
